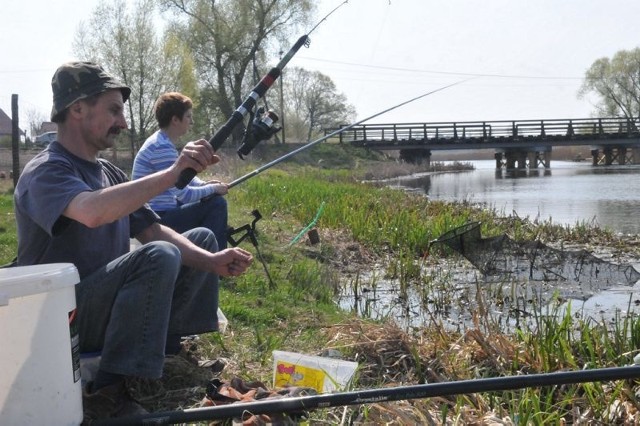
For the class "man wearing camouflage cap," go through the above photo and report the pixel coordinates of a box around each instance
[14,61,253,421]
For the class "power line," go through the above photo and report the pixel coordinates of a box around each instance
[297,56,584,80]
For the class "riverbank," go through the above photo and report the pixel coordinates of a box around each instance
[154,144,640,423]
[2,143,640,423]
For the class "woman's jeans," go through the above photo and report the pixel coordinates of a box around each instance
[157,195,228,250]
[74,227,219,379]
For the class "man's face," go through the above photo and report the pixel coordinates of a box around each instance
[79,90,128,151]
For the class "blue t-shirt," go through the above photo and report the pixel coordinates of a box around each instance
[14,141,158,278]
[132,130,215,211]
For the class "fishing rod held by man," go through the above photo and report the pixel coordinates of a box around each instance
[175,35,310,189]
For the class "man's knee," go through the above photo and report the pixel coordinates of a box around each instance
[137,240,182,274]
[184,227,218,252]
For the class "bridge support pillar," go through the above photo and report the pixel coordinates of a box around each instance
[528,151,551,169]
[604,148,614,165]
[496,149,551,169]
[619,147,631,164]
[591,147,640,165]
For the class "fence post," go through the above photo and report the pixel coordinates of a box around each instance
[11,94,20,188]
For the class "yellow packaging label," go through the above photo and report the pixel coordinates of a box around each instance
[274,360,326,392]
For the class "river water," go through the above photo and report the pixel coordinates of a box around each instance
[339,160,640,331]
[388,160,640,236]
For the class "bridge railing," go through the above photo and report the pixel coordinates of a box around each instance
[326,118,640,144]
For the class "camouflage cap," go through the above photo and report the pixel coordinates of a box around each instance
[50,61,131,122]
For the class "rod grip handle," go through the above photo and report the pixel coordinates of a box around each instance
[175,168,196,189]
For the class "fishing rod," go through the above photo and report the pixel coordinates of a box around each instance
[97,364,640,425]
[226,78,472,189]
[176,1,350,189]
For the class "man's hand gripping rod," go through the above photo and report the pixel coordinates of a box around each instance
[175,35,310,189]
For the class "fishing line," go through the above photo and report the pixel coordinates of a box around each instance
[307,1,350,36]
[227,77,475,189]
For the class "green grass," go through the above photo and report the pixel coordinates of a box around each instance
[3,145,640,423]
[0,190,16,265]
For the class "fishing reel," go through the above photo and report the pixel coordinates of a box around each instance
[237,107,281,159]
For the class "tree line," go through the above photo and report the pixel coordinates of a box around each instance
[69,0,355,158]
[14,1,640,151]
[579,47,640,125]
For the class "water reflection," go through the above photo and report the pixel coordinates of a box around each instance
[497,168,552,179]
[337,258,640,333]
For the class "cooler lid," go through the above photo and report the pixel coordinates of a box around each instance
[0,263,79,306]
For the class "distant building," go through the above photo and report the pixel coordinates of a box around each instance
[39,122,58,134]
[0,108,26,140]
[0,108,12,137]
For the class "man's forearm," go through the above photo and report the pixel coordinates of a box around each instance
[64,169,177,228]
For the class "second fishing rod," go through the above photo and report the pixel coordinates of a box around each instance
[197,77,470,205]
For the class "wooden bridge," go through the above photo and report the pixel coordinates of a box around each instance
[325,118,640,169]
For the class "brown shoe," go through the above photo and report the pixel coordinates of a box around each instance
[82,380,148,423]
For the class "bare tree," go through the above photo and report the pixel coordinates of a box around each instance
[25,107,48,142]
[579,47,640,122]
[73,0,195,157]
[285,67,355,142]
[161,0,315,142]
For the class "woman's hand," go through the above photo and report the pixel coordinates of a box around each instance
[206,180,229,195]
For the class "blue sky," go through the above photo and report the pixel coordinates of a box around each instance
[2,0,639,129]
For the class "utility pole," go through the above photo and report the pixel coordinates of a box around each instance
[279,50,286,144]
[11,94,20,187]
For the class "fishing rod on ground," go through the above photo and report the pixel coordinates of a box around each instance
[97,363,640,425]
[175,0,350,189]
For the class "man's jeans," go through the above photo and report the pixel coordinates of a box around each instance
[158,195,228,250]
[75,228,219,379]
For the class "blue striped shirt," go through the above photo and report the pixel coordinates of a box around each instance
[132,130,215,212]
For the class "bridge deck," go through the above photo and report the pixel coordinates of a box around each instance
[326,118,640,151]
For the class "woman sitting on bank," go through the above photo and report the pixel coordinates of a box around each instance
[132,92,229,250]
